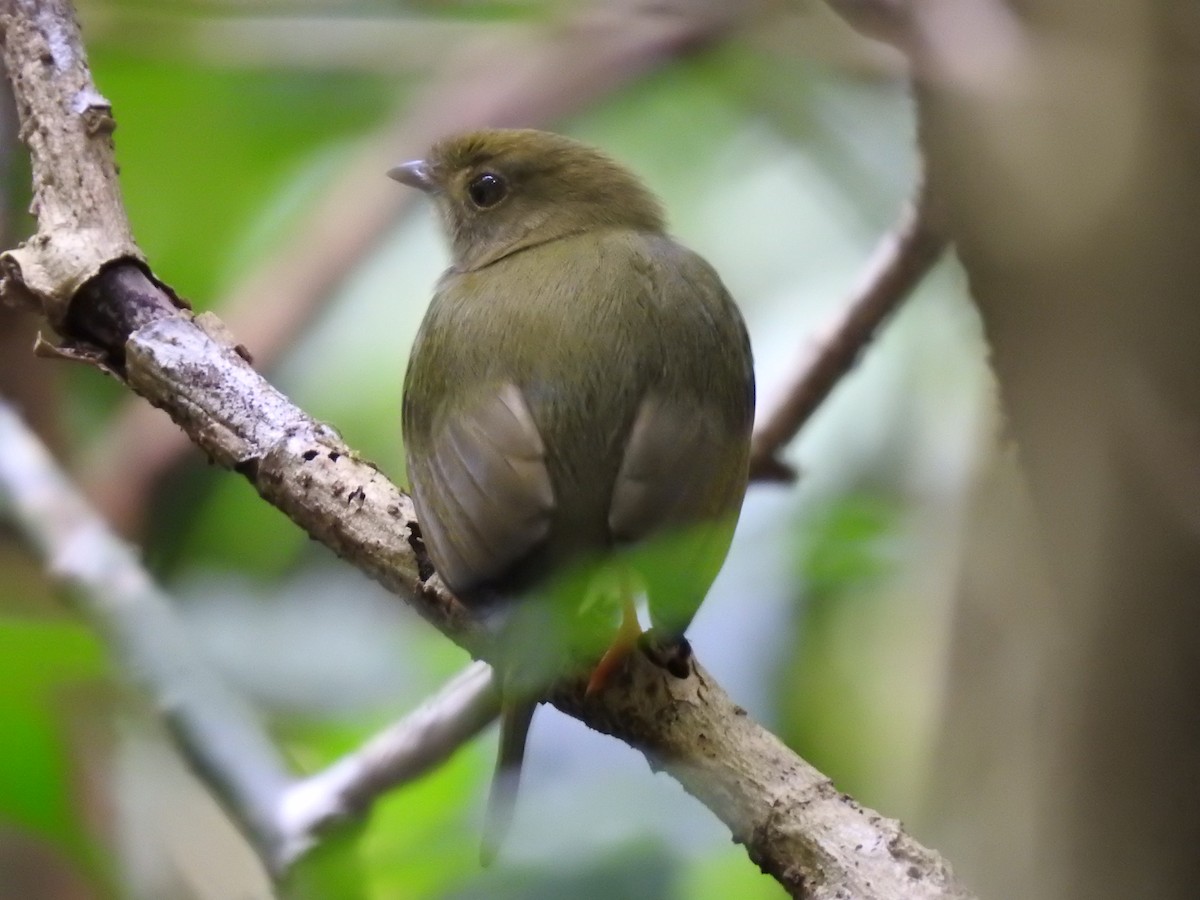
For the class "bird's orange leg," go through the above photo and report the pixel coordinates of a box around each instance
[585,592,642,696]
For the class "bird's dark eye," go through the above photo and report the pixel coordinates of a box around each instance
[467,172,507,208]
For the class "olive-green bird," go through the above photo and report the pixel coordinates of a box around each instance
[390,129,754,862]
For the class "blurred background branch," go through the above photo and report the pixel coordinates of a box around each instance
[279,661,500,866]
[748,165,945,482]
[0,397,505,876]
[0,400,295,871]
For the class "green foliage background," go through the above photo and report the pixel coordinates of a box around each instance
[0,2,990,897]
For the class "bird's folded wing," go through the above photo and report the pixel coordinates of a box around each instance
[607,393,747,631]
[608,392,740,539]
[409,383,555,596]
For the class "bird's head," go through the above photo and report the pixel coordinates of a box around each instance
[389,129,666,271]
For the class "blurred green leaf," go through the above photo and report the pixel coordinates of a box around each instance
[446,839,680,900]
[170,473,309,577]
[0,618,109,885]
[360,744,485,898]
[286,822,370,900]
[779,494,902,797]
[800,494,897,605]
[682,844,788,900]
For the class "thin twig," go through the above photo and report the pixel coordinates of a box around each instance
[278,661,499,866]
[748,171,946,482]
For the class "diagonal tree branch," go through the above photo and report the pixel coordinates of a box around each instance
[0,1,974,897]
[748,167,946,482]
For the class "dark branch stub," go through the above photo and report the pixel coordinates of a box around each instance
[65,262,185,368]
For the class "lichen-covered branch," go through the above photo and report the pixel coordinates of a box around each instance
[0,1,975,897]
[0,0,145,325]
[552,656,968,898]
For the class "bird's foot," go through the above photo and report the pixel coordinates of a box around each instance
[638,630,692,679]
[585,594,642,696]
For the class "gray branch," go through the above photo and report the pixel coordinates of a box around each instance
[279,662,500,866]
[0,400,293,865]
[0,398,505,874]
[0,0,975,896]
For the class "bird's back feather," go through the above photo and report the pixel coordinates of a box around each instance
[403,228,753,621]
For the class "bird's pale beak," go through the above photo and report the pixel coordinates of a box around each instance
[387,159,437,193]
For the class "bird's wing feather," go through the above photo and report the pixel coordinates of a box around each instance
[408,383,554,596]
[608,393,732,538]
[608,392,748,634]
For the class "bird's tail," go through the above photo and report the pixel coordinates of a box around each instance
[480,697,537,866]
